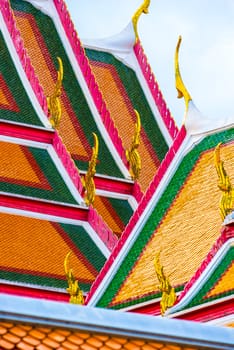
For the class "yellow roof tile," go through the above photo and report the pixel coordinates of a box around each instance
[17,341,34,350]
[0,326,7,335]
[105,339,122,349]
[3,332,20,344]
[29,329,46,340]
[67,334,84,345]
[0,338,15,349]
[113,143,234,305]
[43,337,60,349]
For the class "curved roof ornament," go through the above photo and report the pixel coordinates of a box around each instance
[132,0,150,43]
[175,36,192,114]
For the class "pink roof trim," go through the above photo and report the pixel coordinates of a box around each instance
[85,125,187,304]
[0,0,48,117]
[134,41,178,140]
[88,207,118,252]
[53,0,128,169]
[53,131,84,195]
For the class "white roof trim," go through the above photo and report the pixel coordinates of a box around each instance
[0,294,233,349]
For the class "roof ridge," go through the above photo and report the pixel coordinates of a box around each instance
[1,0,48,117]
[85,125,186,304]
[53,0,129,169]
[134,41,178,139]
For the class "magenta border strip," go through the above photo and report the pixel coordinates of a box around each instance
[52,131,84,195]
[53,0,128,169]
[0,0,48,117]
[88,207,118,252]
[85,125,187,304]
[134,41,178,140]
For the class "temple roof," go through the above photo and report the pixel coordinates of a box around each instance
[86,125,234,310]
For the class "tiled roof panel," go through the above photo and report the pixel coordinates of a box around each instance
[11,0,125,179]
[93,129,234,309]
[0,211,106,292]
[0,32,44,127]
[86,49,169,191]
[0,139,77,204]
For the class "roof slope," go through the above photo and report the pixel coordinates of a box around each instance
[86,125,234,310]
[0,0,118,298]
[10,0,128,179]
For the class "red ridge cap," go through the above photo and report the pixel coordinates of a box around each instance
[0,120,53,143]
[0,283,69,302]
[53,0,129,169]
[0,193,88,221]
[94,175,143,202]
[85,126,187,304]
[175,298,234,323]
[134,40,178,140]
[0,193,117,251]
[1,0,48,116]
[131,297,234,322]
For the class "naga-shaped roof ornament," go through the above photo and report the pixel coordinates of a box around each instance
[132,0,150,42]
[154,252,177,316]
[175,36,192,114]
[47,57,63,128]
[82,133,99,206]
[214,143,234,221]
[64,252,84,305]
[126,109,141,180]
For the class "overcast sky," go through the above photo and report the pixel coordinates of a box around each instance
[65,0,234,127]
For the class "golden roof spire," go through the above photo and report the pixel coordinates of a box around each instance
[154,252,177,316]
[175,36,192,113]
[82,133,99,206]
[64,251,84,305]
[47,57,63,128]
[214,143,234,221]
[132,0,150,42]
[126,109,141,181]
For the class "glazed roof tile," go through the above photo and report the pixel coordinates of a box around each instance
[10,0,129,179]
[169,227,234,315]
[0,137,80,204]
[86,127,234,309]
[84,49,169,191]
[0,209,109,293]
[0,30,47,127]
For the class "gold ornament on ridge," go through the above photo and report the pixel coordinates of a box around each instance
[64,251,84,305]
[47,57,63,128]
[214,143,234,221]
[82,133,99,206]
[132,0,150,42]
[126,109,141,181]
[154,252,177,316]
[175,36,192,113]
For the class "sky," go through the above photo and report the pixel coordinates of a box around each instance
[65,0,234,127]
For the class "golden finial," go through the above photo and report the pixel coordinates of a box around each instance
[175,36,192,113]
[214,143,234,221]
[64,251,84,305]
[132,0,150,42]
[82,133,99,206]
[126,109,141,181]
[154,252,177,316]
[47,57,63,128]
